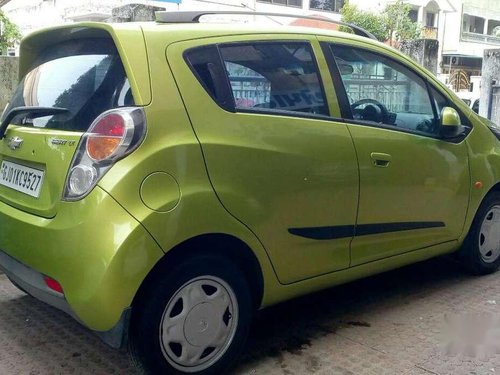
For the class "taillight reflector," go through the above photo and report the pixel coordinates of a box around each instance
[44,276,64,294]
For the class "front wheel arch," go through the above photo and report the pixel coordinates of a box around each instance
[459,190,500,274]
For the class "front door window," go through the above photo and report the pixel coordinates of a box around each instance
[332,45,440,136]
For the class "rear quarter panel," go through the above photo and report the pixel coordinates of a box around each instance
[97,27,282,308]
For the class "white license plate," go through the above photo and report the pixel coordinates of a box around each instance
[0,160,44,198]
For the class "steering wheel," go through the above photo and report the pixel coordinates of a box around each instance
[351,98,390,123]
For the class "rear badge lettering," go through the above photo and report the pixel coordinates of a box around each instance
[51,139,76,146]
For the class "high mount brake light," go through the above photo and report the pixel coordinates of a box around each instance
[63,107,146,201]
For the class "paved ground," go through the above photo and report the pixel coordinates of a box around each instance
[0,257,499,374]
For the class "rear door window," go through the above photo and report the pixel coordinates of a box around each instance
[220,43,328,116]
[224,61,270,109]
[4,38,133,132]
[185,41,328,117]
[184,45,234,111]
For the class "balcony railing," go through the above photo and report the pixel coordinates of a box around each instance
[462,31,500,45]
[422,26,438,39]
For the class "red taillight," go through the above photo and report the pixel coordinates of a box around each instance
[64,107,146,201]
[86,113,126,161]
[43,276,64,294]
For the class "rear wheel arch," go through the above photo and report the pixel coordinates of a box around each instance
[487,182,500,195]
[132,233,264,312]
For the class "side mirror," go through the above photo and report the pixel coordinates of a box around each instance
[440,107,464,138]
[338,63,354,75]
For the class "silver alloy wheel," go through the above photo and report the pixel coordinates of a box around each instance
[159,276,238,373]
[478,205,500,263]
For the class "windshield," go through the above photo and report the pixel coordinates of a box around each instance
[3,38,133,132]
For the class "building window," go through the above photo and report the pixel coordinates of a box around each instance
[463,14,485,34]
[488,20,500,36]
[309,0,344,12]
[425,12,436,27]
[258,0,303,7]
[408,9,418,23]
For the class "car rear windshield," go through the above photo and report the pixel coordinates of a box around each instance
[4,38,134,132]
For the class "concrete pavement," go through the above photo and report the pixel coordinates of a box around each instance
[0,257,499,374]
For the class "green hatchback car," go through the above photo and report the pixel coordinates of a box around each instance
[1,11,500,374]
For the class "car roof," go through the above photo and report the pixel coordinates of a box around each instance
[154,10,377,38]
[23,18,383,53]
[139,21,375,43]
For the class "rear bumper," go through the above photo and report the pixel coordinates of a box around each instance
[0,186,164,340]
[0,249,76,319]
[0,249,131,348]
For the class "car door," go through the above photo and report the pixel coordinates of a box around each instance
[167,35,359,284]
[321,40,471,266]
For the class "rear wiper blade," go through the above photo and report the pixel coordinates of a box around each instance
[0,106,70,139]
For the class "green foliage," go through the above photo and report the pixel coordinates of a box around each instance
[493,26,500,37]
[0,10,21,55]
[340,2,389,42]
[340,0,421,44]
[384,0,421,44]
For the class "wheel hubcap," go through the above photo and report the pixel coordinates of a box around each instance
[184,303,221,347]
[479,205,500,263]
[159,276,238,372]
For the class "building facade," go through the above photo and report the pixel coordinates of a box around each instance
[347,0,499,93]
[2,0,161,35]
[2,1,500,80]
[441,0,500,79]
[1,0,347,37]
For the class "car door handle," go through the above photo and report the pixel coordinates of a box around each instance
[370,152,392,167]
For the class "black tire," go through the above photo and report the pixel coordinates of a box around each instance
[129,254,252,375]
[459,192,500,275]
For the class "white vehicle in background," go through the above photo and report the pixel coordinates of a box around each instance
[456,91,479,114]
